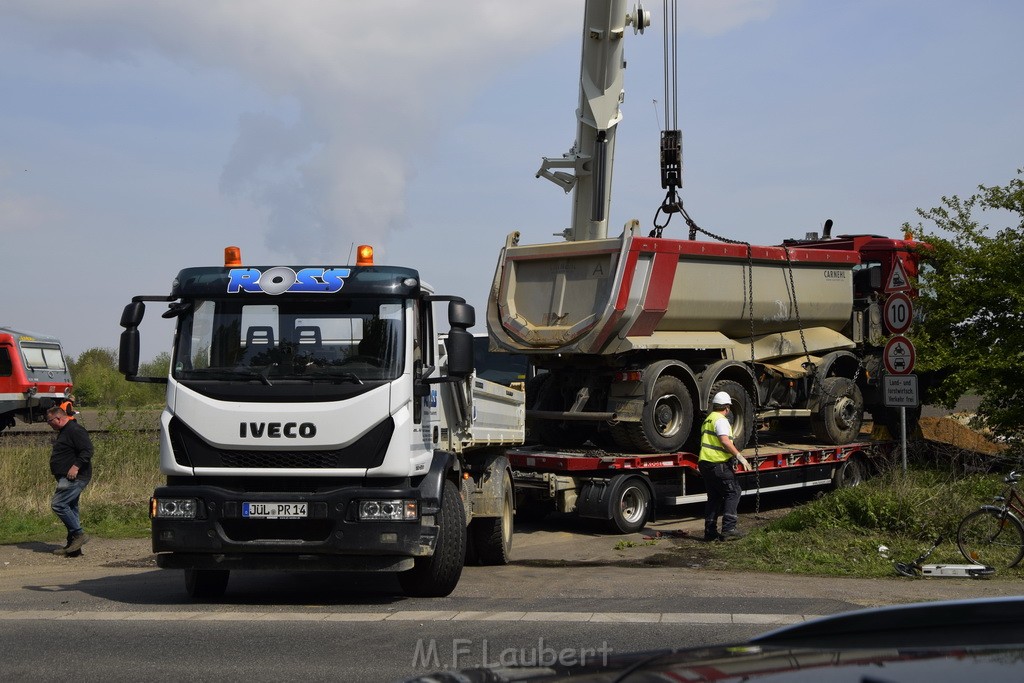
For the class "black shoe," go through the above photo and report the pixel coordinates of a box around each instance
[702,533,724,543]
[722,529,746,541]
[65,532,90,554]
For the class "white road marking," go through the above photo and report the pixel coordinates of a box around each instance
[0,610,814,624]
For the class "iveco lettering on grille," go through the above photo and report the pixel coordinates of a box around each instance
[239,422,317,438]
[227,267,352,295]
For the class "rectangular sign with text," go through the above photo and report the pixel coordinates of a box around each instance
[883,374,919,407]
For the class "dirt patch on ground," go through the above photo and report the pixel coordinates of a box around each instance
[0,537,156,576]
[918,416,1007,456]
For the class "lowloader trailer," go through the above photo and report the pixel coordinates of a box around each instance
[510,439,892,533]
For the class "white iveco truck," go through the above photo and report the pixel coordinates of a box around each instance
[119,245,524,599]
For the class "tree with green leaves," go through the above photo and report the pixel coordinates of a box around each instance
[909,169,1024,446]
[67,348,168,407]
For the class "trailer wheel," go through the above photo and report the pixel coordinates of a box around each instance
[399,479,466,597]
[709,380,755,451]
[630,375,692,453]
[831,456,867,489]
[184,569,229,600]
[811,376,864,445]
[470,470,514,565]
[608,475,651,534]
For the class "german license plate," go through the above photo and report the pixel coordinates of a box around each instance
[242,502,307,519]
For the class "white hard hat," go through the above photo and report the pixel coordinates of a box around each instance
[712,391,732,405]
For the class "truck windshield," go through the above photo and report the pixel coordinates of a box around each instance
[172,298,405,383]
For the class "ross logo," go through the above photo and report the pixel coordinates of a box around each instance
[239,422,317,438]
[227,267,352,295]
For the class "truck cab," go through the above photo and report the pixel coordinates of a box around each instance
[120,246,524,598]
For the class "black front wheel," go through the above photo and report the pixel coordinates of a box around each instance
[399,479,466,597]
[957,508,1024,568]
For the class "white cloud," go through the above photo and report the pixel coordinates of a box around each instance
[3,0,587,259]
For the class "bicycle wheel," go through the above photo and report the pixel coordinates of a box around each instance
[956,508,1024,568]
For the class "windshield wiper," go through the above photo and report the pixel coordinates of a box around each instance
[330,372,363,385]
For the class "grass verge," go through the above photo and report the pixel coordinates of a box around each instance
[710,469,1024,578]
[0,431,159,544]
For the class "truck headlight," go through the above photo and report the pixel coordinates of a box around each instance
[151,497,197,519]
[358,499,418,521]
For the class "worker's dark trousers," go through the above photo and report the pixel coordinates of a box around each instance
[698,460,740,538]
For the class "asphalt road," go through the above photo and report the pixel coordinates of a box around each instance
[3,515,1022,682]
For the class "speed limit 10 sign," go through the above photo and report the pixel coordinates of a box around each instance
[884,292,914,335]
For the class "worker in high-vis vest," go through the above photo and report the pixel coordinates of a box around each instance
[697,390,751,542]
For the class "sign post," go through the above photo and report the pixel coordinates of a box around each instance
[882,331,917,472]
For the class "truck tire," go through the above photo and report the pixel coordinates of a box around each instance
[184,569,229,600]
[629,375,692,453]
[709,380,755,451]
[399,479,466,597]
[470,470,514,565]
[608,475,651,534]
[609,423,639,452]
[811,376,864,445]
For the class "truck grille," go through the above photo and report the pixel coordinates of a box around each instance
[168,416,394,469]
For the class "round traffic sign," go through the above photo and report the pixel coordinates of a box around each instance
[883,335,915,375]
[884,292,914,335]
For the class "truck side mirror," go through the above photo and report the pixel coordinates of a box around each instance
[445,328,474,378]
[448,301,475,329]
[119,329,140,376]
[118,302,144,377]
[120,301,146,327]
[446,301,476,378]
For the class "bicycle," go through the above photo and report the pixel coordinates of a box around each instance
[956,471,1024,568]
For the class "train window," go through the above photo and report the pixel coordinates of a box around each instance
[21,344,66,371]
[0,348,11,376]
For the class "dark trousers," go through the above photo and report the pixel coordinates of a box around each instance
[698,460,740,537]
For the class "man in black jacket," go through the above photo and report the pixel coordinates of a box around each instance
[46,406,93,556]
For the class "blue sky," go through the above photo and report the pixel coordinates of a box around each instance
[1,0,1021,362]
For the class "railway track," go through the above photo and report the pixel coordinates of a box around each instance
[0,409,161,441]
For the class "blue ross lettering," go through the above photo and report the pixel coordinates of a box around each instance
[227,267,351,294]
[227,268,263,293]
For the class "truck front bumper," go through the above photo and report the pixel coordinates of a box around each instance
[151,480,441,572]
